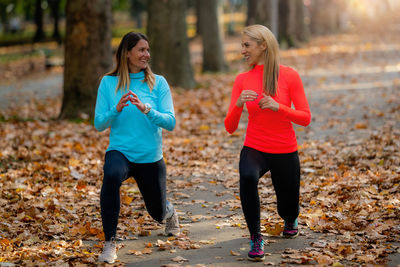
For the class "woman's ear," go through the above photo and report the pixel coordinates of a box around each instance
[260,41,267,51]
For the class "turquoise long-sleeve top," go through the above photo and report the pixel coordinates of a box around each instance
[94,71,176,163]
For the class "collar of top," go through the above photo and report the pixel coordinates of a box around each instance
[129,71,145,79]
[252,64,264,71]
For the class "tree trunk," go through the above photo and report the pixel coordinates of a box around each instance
[285,0,308,45]
[293,0,309,42]
[246,0,278,38]
[0,4,9,34]
[279,0,304,47]
[59,0,112,119]
[246,0,257,26]
[48,0,62,44]
[195,0,203,36]
[33,0,45,42]
[130,0,146,28]
[253,0,271,27]
[23,0,33,21]
[198,0,226,72]
[310,0,340,35]
[278,0,290,46]
[147,0,195,89]
[270,0,278,39]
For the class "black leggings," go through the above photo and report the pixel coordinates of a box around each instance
[101,150,168,241]
[239,146,300,236]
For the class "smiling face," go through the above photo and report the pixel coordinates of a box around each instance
[241,34,266,66]
[127,39,150,73]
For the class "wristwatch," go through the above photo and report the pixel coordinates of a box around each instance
[143,103,152,114]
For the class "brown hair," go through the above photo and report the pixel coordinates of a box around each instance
[106,32,155,92]
[243,25,280,96]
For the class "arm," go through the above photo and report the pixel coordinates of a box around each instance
[146,77,176,131]
[94,77,119,131]
[224,75,244,134]
[278,69,311,126]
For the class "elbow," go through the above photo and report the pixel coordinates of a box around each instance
[226,127,235,134]
[94,124,104,132]
[94,122,101,131]
[224,120,235,134]
[94,119,105,132]
[303,114,312,127]
[165,117,176,131]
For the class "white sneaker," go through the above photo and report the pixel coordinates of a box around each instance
[165,210,180,236]
[98,238,117,263]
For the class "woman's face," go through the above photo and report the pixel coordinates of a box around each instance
[241,34,266,66]
[127,39,150,73]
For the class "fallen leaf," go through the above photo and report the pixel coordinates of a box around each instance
[171,256,189,262]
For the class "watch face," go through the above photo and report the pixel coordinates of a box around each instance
[144,103,151,114]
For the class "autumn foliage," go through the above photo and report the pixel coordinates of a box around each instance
[1,32,399,265]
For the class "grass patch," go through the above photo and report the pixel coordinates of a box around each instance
[0,50,43,63]
[0,114,36,122]
[112,26,145,38]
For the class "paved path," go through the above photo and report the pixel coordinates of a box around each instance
[0,71,62,110]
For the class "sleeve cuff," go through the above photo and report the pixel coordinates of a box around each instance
[146,108,155,118]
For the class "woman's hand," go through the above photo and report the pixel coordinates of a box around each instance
[129,91,146,113]
[236,90,258,107]
[116,91,134,112]
[258,93,279,111]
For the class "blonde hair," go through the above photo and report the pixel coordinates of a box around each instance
[105,32,155,92]
[243,24,280,96]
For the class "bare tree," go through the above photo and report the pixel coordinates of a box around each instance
[195,0,203,36]
[246,0,278,38]
[147,0,195,89]
[310,0,341,35]
[33,0,45,42]
[48,0,62,44]
[198,0,227,72]
[246,0,257,26]
[59,0,112,119]
[279,0,308,47]
[292,0,309,42]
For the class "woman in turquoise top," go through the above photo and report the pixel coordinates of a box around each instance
[95,32,179,264]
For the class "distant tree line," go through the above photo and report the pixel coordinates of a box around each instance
[0,0,66,43]
[1,0,360,119]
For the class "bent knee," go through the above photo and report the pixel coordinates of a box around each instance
[149,209,165,223]
[103,168,124,187]
[240,171,259,185]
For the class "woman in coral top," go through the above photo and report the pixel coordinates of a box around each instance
[225,25,311,262]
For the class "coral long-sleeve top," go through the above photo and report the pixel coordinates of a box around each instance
[224,65,311,153]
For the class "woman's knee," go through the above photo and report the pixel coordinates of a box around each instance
[240,169,259,186]
[103,166,124,188]
[147,204,165,223]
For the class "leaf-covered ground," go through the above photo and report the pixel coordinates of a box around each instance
[0,29,399,266]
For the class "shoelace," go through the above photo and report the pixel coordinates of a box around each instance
[285,219,298,230]
[285,222,297,231]
[250,235,263,252]
[285,223,293,230]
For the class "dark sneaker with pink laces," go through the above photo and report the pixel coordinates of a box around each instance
[247,233,265,261]
[282,218,299,238]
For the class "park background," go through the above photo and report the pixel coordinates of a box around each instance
[0,0,399,266]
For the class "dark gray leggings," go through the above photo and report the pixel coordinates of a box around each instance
[239,146,300,236]
[101,150,168,241]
